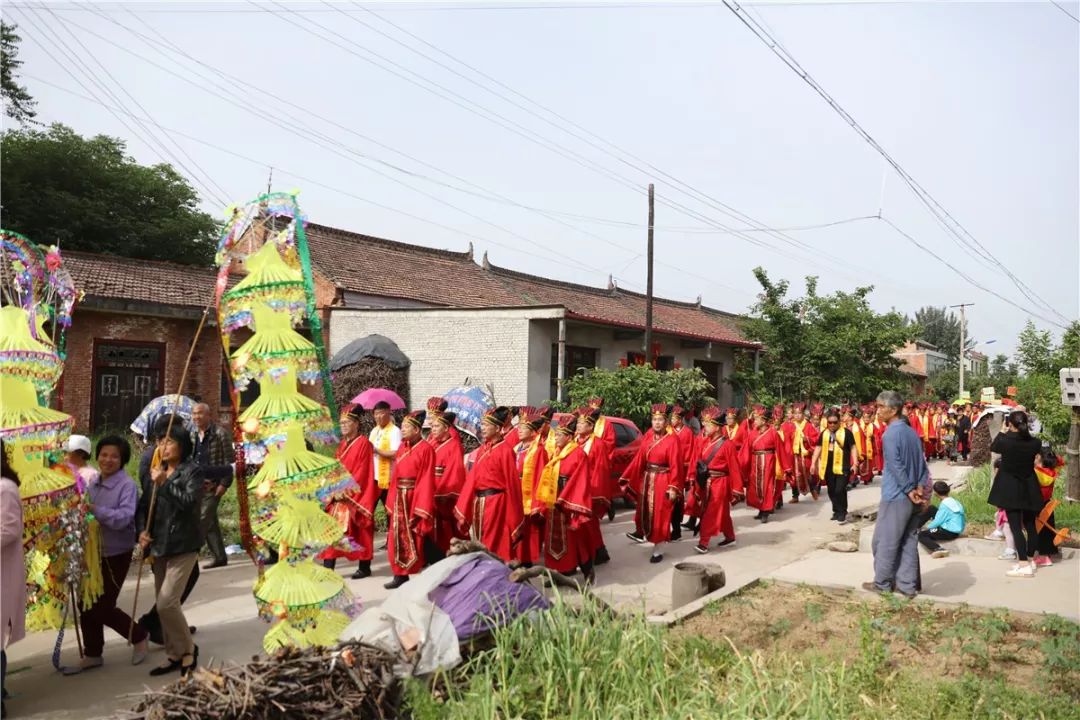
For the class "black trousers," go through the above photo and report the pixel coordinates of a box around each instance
[825,473,848,518]
[670,495,685,537]
[1005,509,1038,561]
[918,527,959,552]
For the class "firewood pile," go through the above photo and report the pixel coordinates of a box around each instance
[330,357,409,434]
[119,642,403,720]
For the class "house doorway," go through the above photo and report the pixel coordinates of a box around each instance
[92,341,165,433]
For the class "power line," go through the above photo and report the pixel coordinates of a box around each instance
[9,7,230,210]
[879,216,1068,330]
[722,0,1073,326]
[1050,1,1080,23]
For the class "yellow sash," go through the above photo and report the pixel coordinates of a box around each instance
[375,424,394,490]
[1036,467,1056,488]
[792,420,808,457]
[775,428,786,478]
[726,425,739,441]
[536,440,578,509]
[594,415,607,441]
[860,421,873,459]
[819,428,847,477]
[519,436,542,513]
[851,424,864,461]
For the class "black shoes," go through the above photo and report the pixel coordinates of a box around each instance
[717,537,736,548]
[607,506,617,522]
[649,553,664,564]
[626,531,645,544]
[594,546,611,565]
[694,544,709,554]
[351,561,372,579]
[383,575,409,590]
[202,560,227,570]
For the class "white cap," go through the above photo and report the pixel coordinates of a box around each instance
[66,434,92,456]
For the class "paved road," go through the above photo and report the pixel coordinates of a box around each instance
[7,460,1073,719]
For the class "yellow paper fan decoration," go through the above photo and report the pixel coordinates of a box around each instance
[251,494,343,550]
[253,560,345,610]
[261,609,351,655]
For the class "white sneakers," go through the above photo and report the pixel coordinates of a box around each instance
[998,549,1018,561]
[984,529,1005,541]
[1005,562,1036,578]
[931,549,950,559]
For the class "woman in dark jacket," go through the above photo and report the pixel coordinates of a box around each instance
[136,422,203,676]
[986,410,1043,578]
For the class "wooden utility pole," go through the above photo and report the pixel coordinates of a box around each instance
[644,183,655,364]
[950,303,973,398]
[1068,351,1080,502]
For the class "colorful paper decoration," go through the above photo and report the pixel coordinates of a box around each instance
[214,192,358,653]
[0,234,100,631]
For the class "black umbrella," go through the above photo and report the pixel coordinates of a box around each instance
[329,334,411,371]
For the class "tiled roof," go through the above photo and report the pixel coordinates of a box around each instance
[898,361,928,378]
[306,222,757,348]
[64,251,218,308]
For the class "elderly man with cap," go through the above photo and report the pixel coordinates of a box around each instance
[514,406,549,566]
[427,397,467,556]
[690,406,744,553]
[574,404,612,565]
[619,403,682,564]
[532,413,596,583]
[319,404,378,579]
[384,409,437,589]
[454,406,524,563]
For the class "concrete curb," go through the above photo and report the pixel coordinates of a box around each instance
[856,520,1077,559]
[646,577,761,627]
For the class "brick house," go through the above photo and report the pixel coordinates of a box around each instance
[61,251,339,434]
[305,223,761,409]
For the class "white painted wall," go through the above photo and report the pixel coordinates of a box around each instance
[330,307,563,407]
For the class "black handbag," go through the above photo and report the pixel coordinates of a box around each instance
[695,437,726,487]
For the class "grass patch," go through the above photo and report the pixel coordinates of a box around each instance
[405,584,1080,719]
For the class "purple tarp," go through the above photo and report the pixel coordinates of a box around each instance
[428,555,550,640]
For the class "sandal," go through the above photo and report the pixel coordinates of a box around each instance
[62,656,104,675]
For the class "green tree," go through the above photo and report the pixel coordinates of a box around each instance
[911,305,974,365]
[1,124,218,264]
[562,365,715,430]
[1015,321,1054,376]
[735,268,918,404]
[1,22,36,125]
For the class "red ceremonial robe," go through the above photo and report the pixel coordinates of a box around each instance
[516,436,549,565]
[725,424,749,480]
[620,431,682,544]
[454,437,525,562]
[430,433,467,554]
[319,436,378,562]
[872,421,885,474]
[743,426,780,512]
[689,434,744,546]
[783,419,820,496]
[532,445,594,573]
[774,426,794,497]
[387,439,436,575]
[671,424,694,518]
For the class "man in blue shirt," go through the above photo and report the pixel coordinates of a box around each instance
[864,390,931,598]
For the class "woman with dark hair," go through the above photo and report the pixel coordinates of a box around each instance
[987,410,1044,578]
[62,437,150,674]
[136,422,203,676]
[1,441,27,717]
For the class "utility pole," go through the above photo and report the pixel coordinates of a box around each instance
[1069,349,1080,502]
[950,303,973,399]
[644,183,655,365]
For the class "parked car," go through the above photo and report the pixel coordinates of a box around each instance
[551,413,642,499]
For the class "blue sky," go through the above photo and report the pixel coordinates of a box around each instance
[7,1,1079,356]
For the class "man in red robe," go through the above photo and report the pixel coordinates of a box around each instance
[586,397,617,523]
[782,402,819,503]
[668,405,695,541]
[514,407,548,566]
[771,404,793,511]
[454,406,524,563]
[532,414,595,583]
[690,406,744,554]
[427,397,467,555]
[619,403,682,563]
[385,409,437,589]
[743,406,780,523]
[319,404,379,579]
[574,405,613,565]
[871,409,886,475]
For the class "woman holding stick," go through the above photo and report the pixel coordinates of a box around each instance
[136,423,203,677]
[63,436,150,674]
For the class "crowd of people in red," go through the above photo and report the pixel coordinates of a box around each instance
[317,396,982,583]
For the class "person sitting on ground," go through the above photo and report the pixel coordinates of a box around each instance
[916,481,966,559]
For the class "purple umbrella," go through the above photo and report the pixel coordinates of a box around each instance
[351,387,406,410]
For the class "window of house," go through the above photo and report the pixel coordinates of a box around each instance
[655,355,675,371]
[550,344,598,398]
